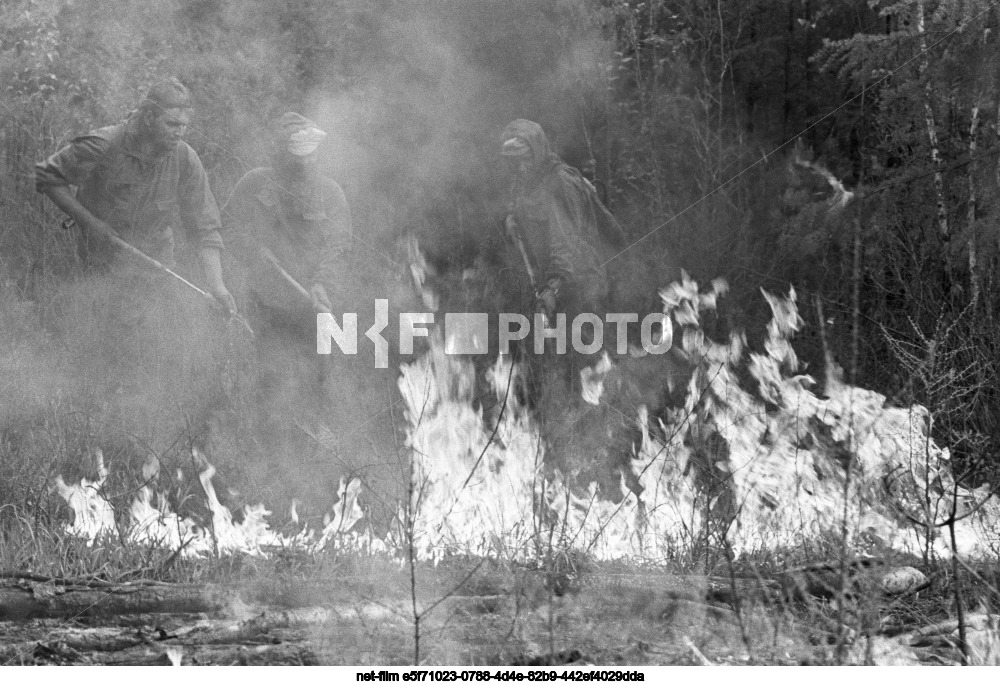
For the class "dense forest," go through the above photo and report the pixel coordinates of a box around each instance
[2,0,999,504]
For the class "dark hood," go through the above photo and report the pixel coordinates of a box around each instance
[501,119,560,175]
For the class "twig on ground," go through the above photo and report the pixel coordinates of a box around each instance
[683,636,716,666]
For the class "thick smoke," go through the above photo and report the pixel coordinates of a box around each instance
[0,0,630,524]
[298,0,613,266]
[285,1,621,522]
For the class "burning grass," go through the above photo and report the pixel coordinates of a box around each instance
[4,273,1000,665]
[397,273,1000,563]
[23,273,1000,568]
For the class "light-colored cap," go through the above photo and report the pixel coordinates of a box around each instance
[287,126,327,156]
[501,137,531,157]
[275,112,327,156]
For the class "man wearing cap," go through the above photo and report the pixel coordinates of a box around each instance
[223,112,350,316]
[221,112,352,436]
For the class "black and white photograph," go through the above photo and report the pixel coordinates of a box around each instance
[1,0,999,670]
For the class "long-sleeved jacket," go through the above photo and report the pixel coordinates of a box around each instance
[503,119,624,309]
[35,117,224,268]
[221,167,352,311]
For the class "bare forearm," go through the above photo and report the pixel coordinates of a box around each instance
[200,248,226,291]
[199,247,237,312]
[42,186,107,233]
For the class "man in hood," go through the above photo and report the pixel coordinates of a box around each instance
[500,119,624,321]
[499,120,629,489]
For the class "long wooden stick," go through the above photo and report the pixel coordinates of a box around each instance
[511,228,538,292]
[262,250,318,310]
[108,233,255,338]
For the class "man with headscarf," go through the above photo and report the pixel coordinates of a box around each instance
[36,77,234,310]
[34,77,236,453]
[500,118,625,323]
[221,112,352,445]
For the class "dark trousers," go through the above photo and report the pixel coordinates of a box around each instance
[57,265,226,455]
[251,298,329,428]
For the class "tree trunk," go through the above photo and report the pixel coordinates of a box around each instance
[0,582,231,620]
[916,0,949,240]
[968,92,981,303]
[782,0,794,139]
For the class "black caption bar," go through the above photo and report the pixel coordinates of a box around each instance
[357,670,645,682]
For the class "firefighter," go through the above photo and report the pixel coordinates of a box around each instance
[500,118,625,325]
[221,112,352,445]
[499,119,628,488]
[35,77,236,450]
[36,77,234,309]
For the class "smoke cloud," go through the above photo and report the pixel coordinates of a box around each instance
[0,0,627,523]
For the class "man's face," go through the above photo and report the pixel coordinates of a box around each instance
[516,151,534,177]
[276,148,319,176]
[147,108,191,151]
[506,150,534,178]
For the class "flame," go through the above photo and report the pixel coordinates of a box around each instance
[128,484,185,550]
[394,350,540,561]
[54,449,369,558]
[51,271,999,564]
[196,455,285,555]
[396,274,999,561]
[396,335,700,561]
[580,352,612,406]
[51,449,116,543]
[165,646,184,666]
[315,477,372,552]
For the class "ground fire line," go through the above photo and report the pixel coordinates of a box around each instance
[53,274,1000,562]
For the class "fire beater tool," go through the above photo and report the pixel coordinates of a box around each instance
[503,216,550,327]
[109,233,256,338]
[261,249,324,312]
[505,217,538,291]
[61,218,255,337]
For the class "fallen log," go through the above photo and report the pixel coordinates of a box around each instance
[702,576,781,606]
[0,634,146,665]
[901,613,1000,644]
[776,561,930,600]
[777,559,880,599]
[11,638,319,666]
[589,574,780,601]
[0,571,168,588]
[97,641,319,666]
[0,612,316,665]
[0,582,232,620]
